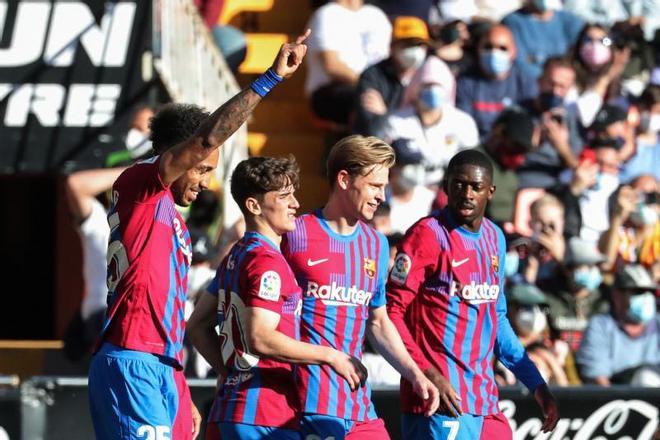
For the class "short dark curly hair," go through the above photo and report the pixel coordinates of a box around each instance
[149,103,209,154]
[231,156,300,215]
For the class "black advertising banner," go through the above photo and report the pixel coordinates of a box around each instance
[1,378,657,440]
[0,0,152,173]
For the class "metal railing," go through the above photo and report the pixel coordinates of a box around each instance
[152,0,246,230]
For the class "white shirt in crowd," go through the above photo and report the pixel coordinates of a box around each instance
[80,199,110,321]
[304,2,391,94]
[385,104,479,185]
[389,185,436,235]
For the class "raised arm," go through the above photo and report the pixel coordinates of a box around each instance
[158,29,311,186]
[66,167,126,222]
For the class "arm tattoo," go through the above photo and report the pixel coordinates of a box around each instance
[198,88,261,149]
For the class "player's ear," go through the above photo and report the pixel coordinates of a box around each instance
[488,184,496,200]
[245,197,261,216]
[337,170,351,191]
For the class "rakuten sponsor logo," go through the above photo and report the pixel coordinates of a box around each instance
[449,281,499,304]
[306,281,373,307]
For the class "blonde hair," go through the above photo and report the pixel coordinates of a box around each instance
[326,135,396,187]
[530,194,564,220]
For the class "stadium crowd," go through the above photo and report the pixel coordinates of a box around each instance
[296,0,659,389]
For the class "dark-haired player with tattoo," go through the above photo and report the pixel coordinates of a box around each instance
[188,156,368,439]
[88,30,311,440]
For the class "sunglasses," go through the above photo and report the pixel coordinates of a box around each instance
[581,36,612,47]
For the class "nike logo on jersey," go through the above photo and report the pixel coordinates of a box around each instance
[451,258,469,267]
[307,258,329,267]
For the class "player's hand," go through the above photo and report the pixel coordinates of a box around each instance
[534,383,559,433]
[191,402,202,439]
[327,350,368,391]
[411,373,440,417]
[271,29,310,78]
[424,366,462,417]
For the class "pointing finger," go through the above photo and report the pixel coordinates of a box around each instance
[295,28,311,45]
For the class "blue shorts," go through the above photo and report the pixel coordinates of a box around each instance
[88,343,192,440]
[301,414,389,440]
[210,422,299,439]
[402,412,512,440]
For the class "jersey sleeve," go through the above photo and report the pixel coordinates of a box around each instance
[113,156,167,205]
[386,221,439,371]
[493,227,545,392]
[241,252,288,314]
[370,232,390,309]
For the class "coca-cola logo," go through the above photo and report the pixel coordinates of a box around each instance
[499,399,658,440]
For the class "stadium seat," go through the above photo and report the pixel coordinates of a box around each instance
[239,33,288,74]
[219,0,274,25]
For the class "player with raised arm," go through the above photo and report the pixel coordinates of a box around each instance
[281,135,439,439]
[387,149,559,439]
[87,31,310,440]
[188,156,368,439]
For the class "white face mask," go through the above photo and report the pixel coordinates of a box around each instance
[125,128,152,156]
[398,164,426,190]
[649,114,660,134]
[395,46,427,70]
[516,305,547,336]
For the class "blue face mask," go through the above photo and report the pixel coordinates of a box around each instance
[419,86,445,110]
[480,49,512,76]
[627,292,656,324]
[539,92,564,111]
[504,251,520,278]
[573,267,603,291]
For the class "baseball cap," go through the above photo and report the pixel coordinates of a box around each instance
[391,138,424,166]
[589,104,627,132]
[495,107,535,152]
[564,237,606,266]
[509,283,548,305]
[392,16,430,43]
[614,264,658,291]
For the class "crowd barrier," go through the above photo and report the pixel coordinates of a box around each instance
[0,376,657,439]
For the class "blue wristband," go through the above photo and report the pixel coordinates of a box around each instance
[250,68,283,97]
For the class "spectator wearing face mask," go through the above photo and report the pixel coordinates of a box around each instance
[125,105,154,157]
[386,139,435,234]
[600,175,660,276]
[456,24,538,139]
[572,24,631,128]
[305,0,392,125]
[538,237,609,352]
[476,107,537,226]
[352,16,432,138]
[517,58,584,189]
[384,56,478,188]
[620,84,660,183]
[577,264,659,386]
[502,284,570,386]
[502,0,584,79]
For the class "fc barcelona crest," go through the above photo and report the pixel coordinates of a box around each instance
[364,258,376,278]
[491,255,499,272]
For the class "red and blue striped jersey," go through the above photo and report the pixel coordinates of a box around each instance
[281,210,389,422]
[207,231,303,430]
[387,208,545,416]
[98,157,191,368]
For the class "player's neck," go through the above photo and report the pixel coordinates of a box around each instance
[322,199,359,236]
[246,218,283,246]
